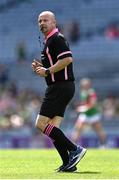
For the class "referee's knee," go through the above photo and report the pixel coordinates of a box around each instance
[35,114,49,132]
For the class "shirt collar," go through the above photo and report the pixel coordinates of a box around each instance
[45,28,59,42]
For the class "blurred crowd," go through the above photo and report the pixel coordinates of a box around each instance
[0,69,45,148]
[58,20,119,44]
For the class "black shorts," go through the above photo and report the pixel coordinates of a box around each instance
[40,81,75,118]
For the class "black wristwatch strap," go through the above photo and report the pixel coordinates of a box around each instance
[45,69,50,76]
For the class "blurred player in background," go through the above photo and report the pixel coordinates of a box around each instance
[72,78,106,148]
[31,11,86,172]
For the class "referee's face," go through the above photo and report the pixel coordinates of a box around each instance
[38,14,56,36]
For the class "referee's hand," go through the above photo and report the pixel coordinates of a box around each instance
[31,59,43,72]
[35,67,47,77]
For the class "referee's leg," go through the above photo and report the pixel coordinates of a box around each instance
[35,114,70,170]
[35,114,50,132]
[35,114,87,171]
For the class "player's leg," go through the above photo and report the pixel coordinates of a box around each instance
[72,120,86,144]
[92,120,106,147]
[72,114,87,143]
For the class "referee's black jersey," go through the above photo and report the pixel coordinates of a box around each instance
[41,28,75,85]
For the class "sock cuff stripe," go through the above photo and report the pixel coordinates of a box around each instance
[46,125,52,136]
[44,124,54,136]
[47,125,54,136]
[44,124,50,135]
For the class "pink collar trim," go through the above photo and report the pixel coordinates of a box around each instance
[45,28,58,41]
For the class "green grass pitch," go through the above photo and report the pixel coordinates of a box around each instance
[0,149,119,179]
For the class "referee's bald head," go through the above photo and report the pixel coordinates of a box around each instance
[38,11,57,35]
[39,11,55,19]
[38,11,56,24]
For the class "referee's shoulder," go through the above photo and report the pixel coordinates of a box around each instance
[53,32,65,41]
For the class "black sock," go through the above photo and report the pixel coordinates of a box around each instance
[44,124,77,151]
[54,141,69,166]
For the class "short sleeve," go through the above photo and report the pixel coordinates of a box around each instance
[53,35,72,60]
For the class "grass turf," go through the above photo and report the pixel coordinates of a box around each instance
[0,149,119,179]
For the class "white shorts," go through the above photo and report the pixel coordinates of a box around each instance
[77,113,101,124]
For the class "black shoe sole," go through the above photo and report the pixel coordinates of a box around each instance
[57,166,77,172]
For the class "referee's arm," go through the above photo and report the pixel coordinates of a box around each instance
[49,57,73,74]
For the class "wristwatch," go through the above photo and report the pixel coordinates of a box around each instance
[45,68,50,76]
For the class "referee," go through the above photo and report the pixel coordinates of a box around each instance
[31,11,86,172]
